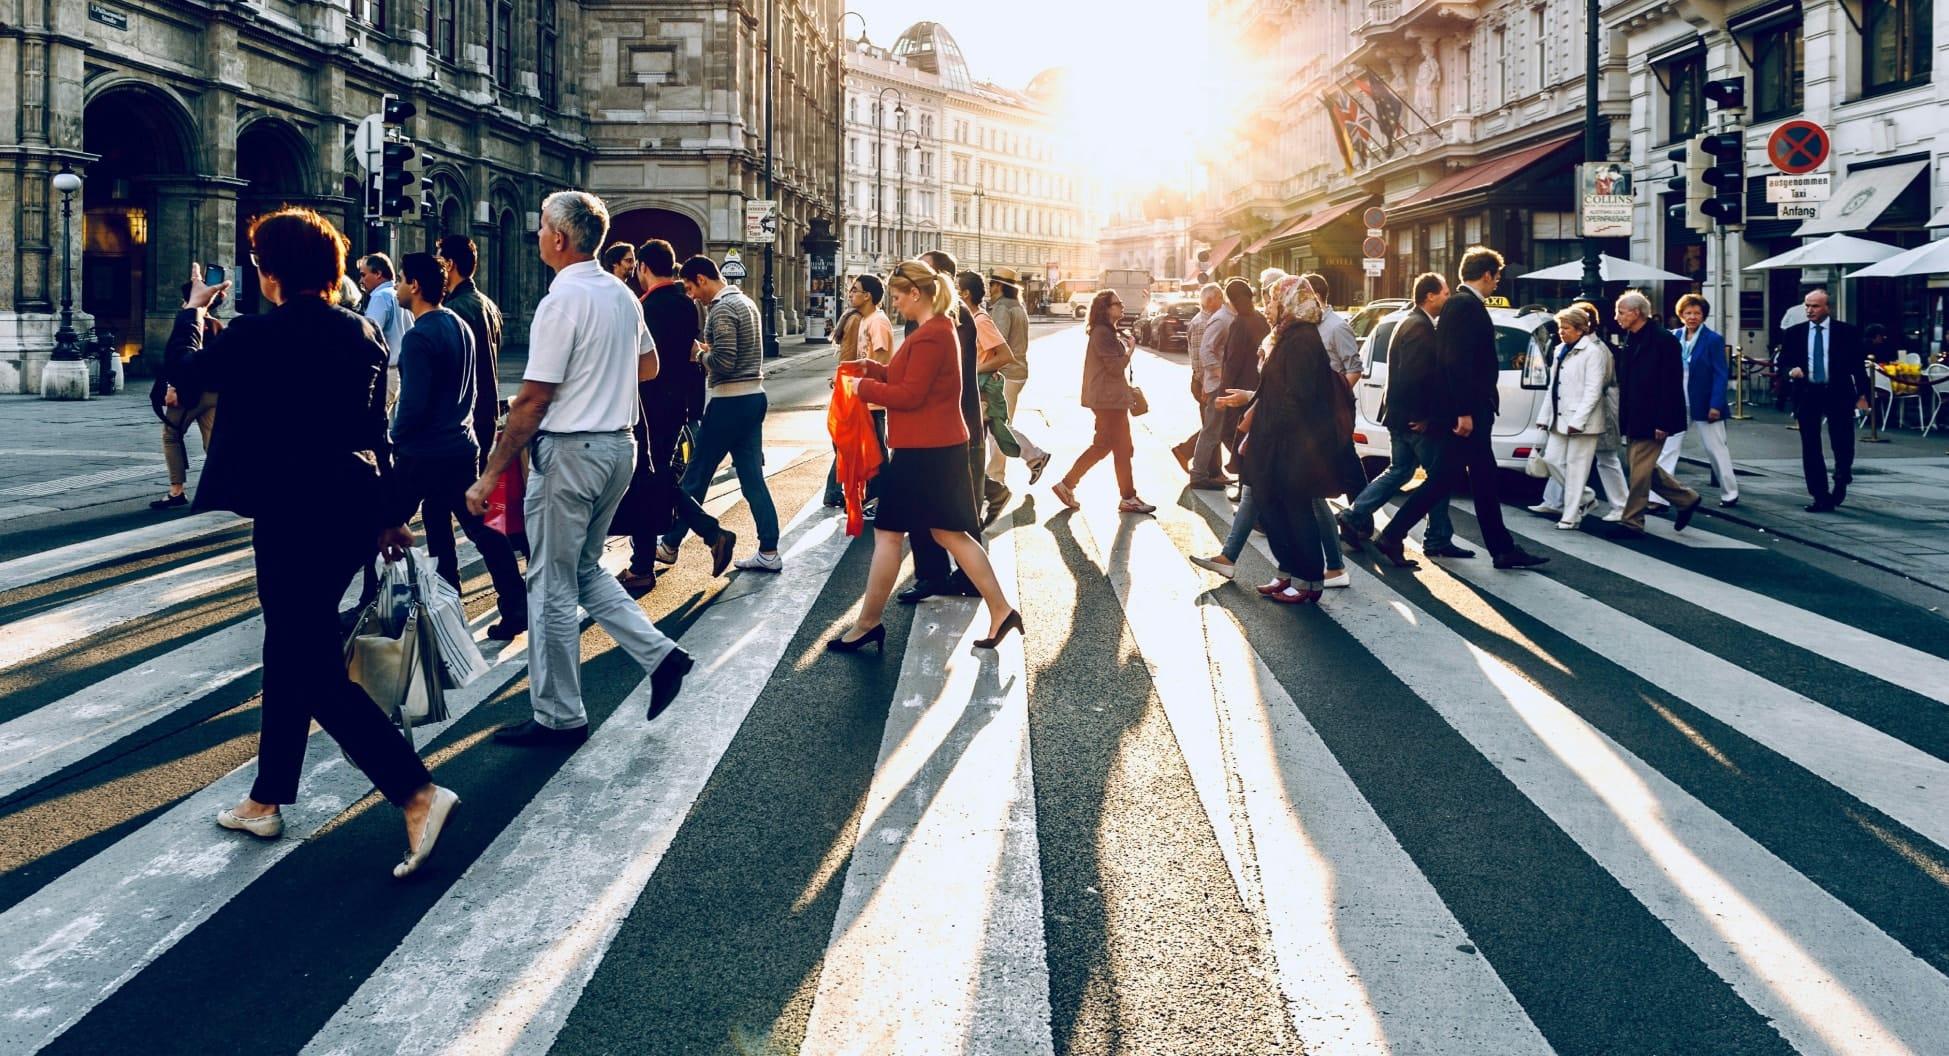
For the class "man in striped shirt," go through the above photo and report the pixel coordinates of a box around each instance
[657,255,783,573]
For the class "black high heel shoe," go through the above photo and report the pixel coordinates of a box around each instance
[827,624,885,654]
[974,610,1023,650]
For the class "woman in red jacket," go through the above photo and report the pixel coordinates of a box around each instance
[830,260,1022,653]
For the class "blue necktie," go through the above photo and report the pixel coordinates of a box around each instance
[1811,324,1827,384]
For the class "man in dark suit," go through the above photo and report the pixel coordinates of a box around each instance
[1340,272,1465,561]
[1375,247,1547,570]
[1774,288,1871,511]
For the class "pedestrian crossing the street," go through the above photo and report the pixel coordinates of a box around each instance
[3,386,1948,1056]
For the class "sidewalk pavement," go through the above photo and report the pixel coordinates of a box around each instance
[1671,402,1949,595]
[0,331,851,529]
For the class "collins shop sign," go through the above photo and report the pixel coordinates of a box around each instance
[1579,163,1635,238]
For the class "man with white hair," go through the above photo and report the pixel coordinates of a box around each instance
[1612,289,1701,535]
[467,190,693,747]
[1187,281,1234,488]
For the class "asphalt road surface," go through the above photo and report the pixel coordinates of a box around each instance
[3,321,1948,1056]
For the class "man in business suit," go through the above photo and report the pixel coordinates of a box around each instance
[1375,247,1547,570]
[1775,288,1871,511]
[1339,272,1466,561]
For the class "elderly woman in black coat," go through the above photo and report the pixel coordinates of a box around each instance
[1219,275,1353,605]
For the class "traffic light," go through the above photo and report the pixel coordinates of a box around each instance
[1666,136,1710,234]
[1702,77,1746,113]
[1700,132,1744,225]
[379,140,422,218]
[382,94,416,126]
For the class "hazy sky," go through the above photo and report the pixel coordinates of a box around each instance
[841,1,1209,92]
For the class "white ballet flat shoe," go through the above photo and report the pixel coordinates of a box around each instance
[394,786,461,879]
[216,806,284,839]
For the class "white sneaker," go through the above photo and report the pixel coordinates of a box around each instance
[1527,503,1563,517]
[1322,570,1352,589]
[735,551,783,573]
[655,542,680,565]
[1555,520,1581,531]
[1602,507,1625,523]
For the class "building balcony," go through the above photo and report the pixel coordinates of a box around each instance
[1353,0,1480,62]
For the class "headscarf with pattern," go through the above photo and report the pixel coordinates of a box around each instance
[1269,274,1324,331]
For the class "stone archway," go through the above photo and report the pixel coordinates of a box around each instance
[609,207,705,262]
[81,81,200,367]
[235,117,315,313]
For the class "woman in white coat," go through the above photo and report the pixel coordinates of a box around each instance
[1537,307,1611,530]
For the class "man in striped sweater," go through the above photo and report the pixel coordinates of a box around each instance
[656,255,783,572]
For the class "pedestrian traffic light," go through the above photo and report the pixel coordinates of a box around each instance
[1666,137,1710,234]
[1700,132,1744,225]
[382,94,416,126]
[379,140,422,218]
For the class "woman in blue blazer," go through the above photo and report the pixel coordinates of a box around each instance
[1674,294,1740,506]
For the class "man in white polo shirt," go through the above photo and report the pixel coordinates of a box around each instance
[466,190,692,746]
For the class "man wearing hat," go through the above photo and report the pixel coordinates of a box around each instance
[982,267,1052,522]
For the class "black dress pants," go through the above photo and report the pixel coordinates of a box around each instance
[400,451,526,620]
[251,516,432,807]
[1795,384,1857,503]
[627,399,718,573]
[1381,424,1516,556]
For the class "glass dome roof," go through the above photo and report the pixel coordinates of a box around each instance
[892,22,973,93]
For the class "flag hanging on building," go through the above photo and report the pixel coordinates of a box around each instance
[1324,88,1371,173]
[1349,72,1410,151]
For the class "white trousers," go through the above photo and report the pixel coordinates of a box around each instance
[1543,431,1600,524]
[1650,422,1739,503]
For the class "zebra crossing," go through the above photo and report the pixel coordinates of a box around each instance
[1,397,1947,1055]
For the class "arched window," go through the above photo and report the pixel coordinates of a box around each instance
[497,209,523,309]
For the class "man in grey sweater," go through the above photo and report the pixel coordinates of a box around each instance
[391,252,526,636]
[658,255,783,572]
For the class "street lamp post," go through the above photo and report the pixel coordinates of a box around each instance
[42,165,94,401]
[898,128,918,262]
[51,167,82,362]
[761,0,780,358]
[1578,0,1604,307]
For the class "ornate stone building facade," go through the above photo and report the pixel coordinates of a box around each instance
[0,0,838,390]
[840,22,1093,308]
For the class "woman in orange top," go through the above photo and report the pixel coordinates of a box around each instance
[830,260,1022,653]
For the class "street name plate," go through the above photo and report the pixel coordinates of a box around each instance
[1766,173,1831,204]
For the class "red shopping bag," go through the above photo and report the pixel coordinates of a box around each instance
[485,458,525,538]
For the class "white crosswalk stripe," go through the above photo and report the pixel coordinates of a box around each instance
[3,407,1949,1056]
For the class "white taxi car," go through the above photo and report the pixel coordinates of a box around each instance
[1351,298,1559,474]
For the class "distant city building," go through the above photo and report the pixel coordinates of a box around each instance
[841,22,1094,309]
[0,0,838,390]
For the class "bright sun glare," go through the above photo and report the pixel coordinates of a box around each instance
[845,1,1230,201]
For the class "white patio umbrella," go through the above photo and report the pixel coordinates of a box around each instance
[1518,254,1693,283]
[1847,239,1949,279]
[1743,233,1904,271]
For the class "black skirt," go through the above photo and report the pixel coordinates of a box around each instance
[873,443,980,535]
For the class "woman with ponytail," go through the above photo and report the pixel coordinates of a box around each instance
[829,260,1022,654]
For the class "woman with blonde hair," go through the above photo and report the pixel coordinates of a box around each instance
[830,260,1021,653]
[1535,306,1611,529]
[1051,289,1156,514]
